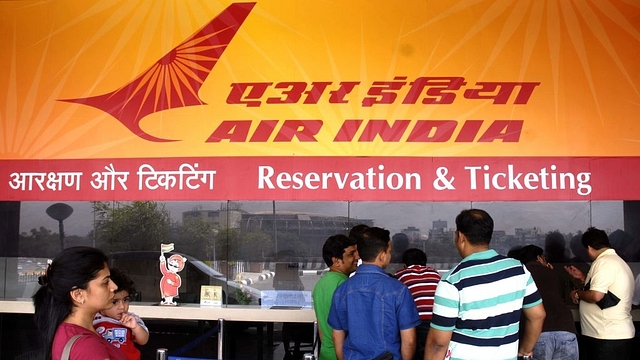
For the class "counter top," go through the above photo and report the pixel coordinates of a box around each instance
[0,299,316,322]
[2,299,640,323]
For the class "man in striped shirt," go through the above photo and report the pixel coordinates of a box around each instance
[395,248,441,360]
[425,209,546,360]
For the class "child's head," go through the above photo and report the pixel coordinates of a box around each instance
[101,268,136,320]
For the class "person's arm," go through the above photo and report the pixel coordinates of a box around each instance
[332,329,346,360]
[424,328,452,360]
[518,303,546,357]
[571,288,605,304]
[399,327,416,360]
[120,313,149,345]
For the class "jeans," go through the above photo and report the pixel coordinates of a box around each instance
[533,331,579,360]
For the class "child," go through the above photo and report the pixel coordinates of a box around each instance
[93,268,149,360]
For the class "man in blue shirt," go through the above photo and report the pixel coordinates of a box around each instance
[328,227,420,360]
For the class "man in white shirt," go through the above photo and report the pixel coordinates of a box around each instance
[567,227,635,360]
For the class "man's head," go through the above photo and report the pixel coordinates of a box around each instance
[455,209,494,245]
[349,224,369,241]
[402,248,427,267]
[581,227,611,260]
[322,234,359,275]
[518,244,546,266]
[357,227,392,268]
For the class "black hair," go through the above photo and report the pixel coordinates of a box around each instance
[582,227,611,250]
[518,244,544,265]
[322,234,356,267]
[349,224,369,242]
[507,245,523,259]
[32,246,108,359]
[455,209,494,245]
[357,227,391,262]
[109,267,136,297]
[401,248,427,266]
[544,231,567,263]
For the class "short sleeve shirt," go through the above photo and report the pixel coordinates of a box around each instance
[328,264,421,360]
[431,249,541,360]
[52,322,127,360]
[312,271,348,360]
[580,248,635,339]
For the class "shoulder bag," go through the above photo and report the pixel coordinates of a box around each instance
[61,334,84,360]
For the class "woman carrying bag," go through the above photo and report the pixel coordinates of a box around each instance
[33,246,125,360]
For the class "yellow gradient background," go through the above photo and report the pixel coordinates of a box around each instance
[1,0,639,159]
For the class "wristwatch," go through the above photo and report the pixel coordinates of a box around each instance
[517,355,533,360]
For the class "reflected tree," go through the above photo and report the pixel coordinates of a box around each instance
[177,216,217,258]
[93,201,171,253]
[19,227,60,258]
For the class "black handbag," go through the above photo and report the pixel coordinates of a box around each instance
[584,281,620,309]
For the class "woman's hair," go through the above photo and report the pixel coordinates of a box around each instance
[32,246,109,358]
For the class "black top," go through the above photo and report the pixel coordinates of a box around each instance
[525,261,577,334]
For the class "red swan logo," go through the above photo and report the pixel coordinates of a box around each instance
[59,2,256,142]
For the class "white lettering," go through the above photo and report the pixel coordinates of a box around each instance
[257,165,421,191]
[465,164,591,196]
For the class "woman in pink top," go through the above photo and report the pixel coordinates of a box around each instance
[32,246,125,360]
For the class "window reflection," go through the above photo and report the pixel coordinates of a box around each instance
[2,200,639,301]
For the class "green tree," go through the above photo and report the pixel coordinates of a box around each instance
[93,201,171,253]
[176,216,217,258]
[19,227,60,258]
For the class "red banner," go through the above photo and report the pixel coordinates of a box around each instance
[1,157,636,201]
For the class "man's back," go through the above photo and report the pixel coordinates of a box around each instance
[395,265,441,321]
[328,264,420,359]
[431,249,541,360]
[580,248,635,339]
[313,271,348,360]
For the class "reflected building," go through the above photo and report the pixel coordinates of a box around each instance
[240,211,373,256]
[181,208,374,258]
[182,207,244,228]
[428,220,455,244]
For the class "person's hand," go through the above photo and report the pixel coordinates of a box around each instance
[120,313,138,330]
[570,289,580,304]
[159,254,166,262]
[564,265,585,282]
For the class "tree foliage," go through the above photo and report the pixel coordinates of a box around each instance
[176,216,217,258]
[93,201,171,253]
[19,227,60,258]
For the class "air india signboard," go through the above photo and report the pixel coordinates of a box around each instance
[1,1,639,201]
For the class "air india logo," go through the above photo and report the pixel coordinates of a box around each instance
[59,2,256,142]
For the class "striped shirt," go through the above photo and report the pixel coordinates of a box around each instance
[431,249,541,360]
[395,265,441,321]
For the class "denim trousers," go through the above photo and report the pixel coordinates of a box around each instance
[532,331,579,360]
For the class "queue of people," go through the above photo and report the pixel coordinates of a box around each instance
[314,209,639,360]
[31,208,639,360]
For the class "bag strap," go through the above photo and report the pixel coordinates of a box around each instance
[61,334,84,360]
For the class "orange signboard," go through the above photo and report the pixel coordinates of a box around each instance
[1,1,639,201]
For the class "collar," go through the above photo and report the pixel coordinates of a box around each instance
[461,249,499,262]
[355,263,387,275]
[595,247,616,260]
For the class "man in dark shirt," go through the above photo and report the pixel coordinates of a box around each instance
[518,245,578,360]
